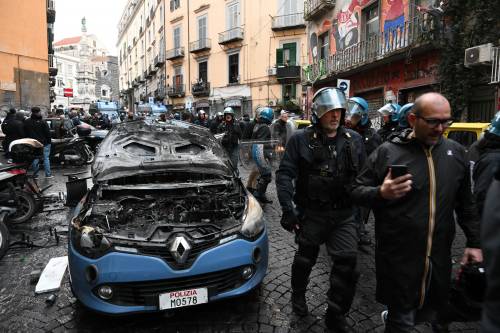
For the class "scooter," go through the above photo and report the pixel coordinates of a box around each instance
[50,128,94,166]
[0,207,16,259]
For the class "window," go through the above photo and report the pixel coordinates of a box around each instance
[199,61,207,83]
[198,15,207,41]
[102,89,107,97]
[173,66,183,88]
[276,42,297,66]
[226,2,240,29]
[364,4,379,40]
[56,62,62,72]
[282,83,296,101]
[170,0,180,12]
[318,32,329,60]
[173,26,181,49]
[228,53,239,84]
[67,64,73,74]
[57,78,64,87]
[160,6,163,23]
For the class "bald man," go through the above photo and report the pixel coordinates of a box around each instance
[352,93,482,332]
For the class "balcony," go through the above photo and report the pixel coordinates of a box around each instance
[276,65,301,82]
[155,53,165,67]
[302,15,438,84]
[48,55,58,76]
[218,27,244,45]
[165,47,185,60]
[139,73,146,83]
[147,64,157,77]
[189,38,211,53]
[272,13,305,31]
[167,84,185,97]
[192,81,210,97]
[47,0,56,24]
[133,78,140,87]
[304,0,335,21]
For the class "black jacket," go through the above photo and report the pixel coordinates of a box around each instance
[352,129,481,309]
[481,169,500,333]
[219,121,242,151]
[24,115,51,145]
[2,115,25,145]
[377,122,398,142]
[276,126,366,212]
[352,120,382,157]
[472,132,500,216]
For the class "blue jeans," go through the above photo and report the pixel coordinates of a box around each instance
[32,144,51,177]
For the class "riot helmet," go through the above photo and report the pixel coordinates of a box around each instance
[378,103,401,123]
[311,87,347,123]
[258,107,274,124]
[224,107,235,115]
[173,112,180,120]
[489,111,500,136]
[348,97,369,127]
[398,103,414,129]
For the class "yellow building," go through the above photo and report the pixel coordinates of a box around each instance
[0,0,55,113]
[118,0,307,118]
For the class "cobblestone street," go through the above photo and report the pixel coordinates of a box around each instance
[0,163,480,332]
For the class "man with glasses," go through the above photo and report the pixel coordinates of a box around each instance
[352,92,482,332]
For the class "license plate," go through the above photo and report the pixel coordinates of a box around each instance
[159,287,208,310]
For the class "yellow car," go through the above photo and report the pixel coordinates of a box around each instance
[444,122,490,148]
[291,119,311,130]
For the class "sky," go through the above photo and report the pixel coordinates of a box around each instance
[54,0,129,56]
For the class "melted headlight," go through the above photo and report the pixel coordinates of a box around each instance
[240,195,265,239]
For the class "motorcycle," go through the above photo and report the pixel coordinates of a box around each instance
[50,128,94,166]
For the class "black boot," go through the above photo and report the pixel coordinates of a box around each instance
[291,292,308,316]
[325,308,353,333]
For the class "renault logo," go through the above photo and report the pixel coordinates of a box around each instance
[170,236,191,264]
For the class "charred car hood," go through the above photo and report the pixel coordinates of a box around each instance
[92,120,232,182]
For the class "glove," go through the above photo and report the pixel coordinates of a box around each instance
[280,210,300,233]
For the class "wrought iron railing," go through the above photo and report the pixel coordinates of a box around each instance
[302,15,437,84]
[166,47,185,60]
[491,47,500,84]
[218,27,244,44]
[272,13,305,30]
[189,38,211,52]
[304,0,335,21]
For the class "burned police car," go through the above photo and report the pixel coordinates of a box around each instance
[68,120,268,315]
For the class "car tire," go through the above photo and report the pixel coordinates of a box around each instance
[7,190,37,224]
[0,220,10,259]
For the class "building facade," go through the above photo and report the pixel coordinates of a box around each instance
[53,19,119,110]
[118,0,308,118]
[0,0,55,113]
[302,0,442,122]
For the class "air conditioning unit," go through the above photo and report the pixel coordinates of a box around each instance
[267,67,277,76]
[464,43,493,68]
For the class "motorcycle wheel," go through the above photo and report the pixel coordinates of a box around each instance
[7,190,37,224]
[0,220,9,259]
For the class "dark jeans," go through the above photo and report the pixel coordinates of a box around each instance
[292,208,359,315]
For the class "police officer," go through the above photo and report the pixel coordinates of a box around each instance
[377,103,401,141]
[472,111,500,216]
[219,107,242,170]
[252,107,274,204]
[276,87,366,332]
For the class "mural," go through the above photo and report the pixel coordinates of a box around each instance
[331,0,370,53]
[381,0,410,47]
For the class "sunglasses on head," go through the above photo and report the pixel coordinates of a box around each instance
[416,115,453,128]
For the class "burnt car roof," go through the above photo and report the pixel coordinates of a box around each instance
[92,119,232,181]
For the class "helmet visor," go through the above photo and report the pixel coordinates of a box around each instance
[348,101,365,117]
[313,88,347,119]
[378,104,394,116]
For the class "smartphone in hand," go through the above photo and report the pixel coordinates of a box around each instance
[390,165,409,178]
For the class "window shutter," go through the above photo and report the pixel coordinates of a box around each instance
[276,48,284,67]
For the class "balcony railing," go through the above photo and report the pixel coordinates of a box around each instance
[47,0,56,24]
[147,64,157,77]
[277,65,301,81]
[166,47,185,60]
[304,0,335,21]
[48,54,58,76]
[218,27,244,45]
[192,81,210,96]
[168,84,185,97]
[155,53,165,67]
[189,38,211,53]
[272,13,305,31]
[302,15,437,84]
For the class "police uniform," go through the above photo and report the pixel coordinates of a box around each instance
[276,88,366,331]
